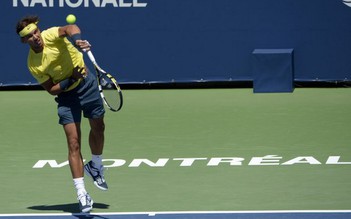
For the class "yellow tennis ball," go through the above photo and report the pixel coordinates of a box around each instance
[66,14,76,24]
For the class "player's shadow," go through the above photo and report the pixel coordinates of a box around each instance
[28,202,109,214]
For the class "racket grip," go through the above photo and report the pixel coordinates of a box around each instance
[86,50,97,64]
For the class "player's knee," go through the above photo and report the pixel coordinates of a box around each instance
[68,139,81,153]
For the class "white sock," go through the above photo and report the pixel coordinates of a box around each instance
[92,154,102,168]
[73,177,86,196]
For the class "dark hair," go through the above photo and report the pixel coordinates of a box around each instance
[16,15,39,35]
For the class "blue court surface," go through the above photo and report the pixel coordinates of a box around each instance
[1,211,351,219]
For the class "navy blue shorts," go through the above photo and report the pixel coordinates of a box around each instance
[56,71,105,125]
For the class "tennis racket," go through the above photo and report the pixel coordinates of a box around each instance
[86,50,123,112]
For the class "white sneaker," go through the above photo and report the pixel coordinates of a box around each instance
[78,192,93,213]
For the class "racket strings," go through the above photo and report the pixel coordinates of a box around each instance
[99,74,122,111]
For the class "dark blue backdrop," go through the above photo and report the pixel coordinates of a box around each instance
[2,0,351,86]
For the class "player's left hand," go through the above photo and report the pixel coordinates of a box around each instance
[72,66,87,79]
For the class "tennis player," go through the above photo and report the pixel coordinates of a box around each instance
[16,15,108,213]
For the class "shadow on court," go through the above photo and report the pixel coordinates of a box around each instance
[27,203,109,213]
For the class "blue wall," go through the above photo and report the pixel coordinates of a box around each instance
[2,0,351,86]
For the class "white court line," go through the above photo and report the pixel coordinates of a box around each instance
[1,210,351,217]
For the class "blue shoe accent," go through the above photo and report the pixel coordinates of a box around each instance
[84,161,108,191]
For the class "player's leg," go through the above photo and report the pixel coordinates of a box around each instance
[89,117,105,170]
[57,75,97,212]
[58,96,93,212]
[63,122,93,212]
[80,71,107,190]
[89,117,105,156]
[63,122,83,179]
[79,69,107,190]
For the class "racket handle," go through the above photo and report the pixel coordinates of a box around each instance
[85,50,107,73]
[86,50,97,64]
